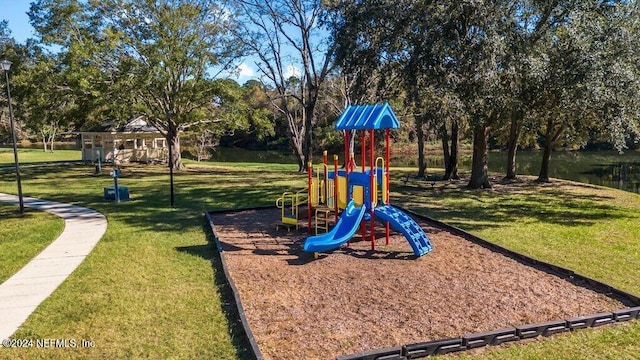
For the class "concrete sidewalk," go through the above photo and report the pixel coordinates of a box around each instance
[0,193,107,340]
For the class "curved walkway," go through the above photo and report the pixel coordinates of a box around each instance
[0,193,107,340]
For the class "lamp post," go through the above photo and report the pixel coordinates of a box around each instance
[166,110,175,208]
[1,59,24,214]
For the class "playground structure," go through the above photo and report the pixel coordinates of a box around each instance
[275,103,433,258]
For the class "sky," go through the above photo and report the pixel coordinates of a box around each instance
[1,1,35,43]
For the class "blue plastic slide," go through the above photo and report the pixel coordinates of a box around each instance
[303,200,366,253]
[374,205,433,257]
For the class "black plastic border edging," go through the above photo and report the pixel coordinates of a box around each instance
[205,209,268,360]
[337,346,404,360]
[206,206,640,360]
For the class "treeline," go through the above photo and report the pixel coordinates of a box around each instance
[0,1,639,188]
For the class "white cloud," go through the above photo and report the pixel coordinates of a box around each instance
[237,63,255,78]
[284,64,302,79]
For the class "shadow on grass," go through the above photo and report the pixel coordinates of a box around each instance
[6,163,633,242]
[6,163,300,236]
[0,206,41,220]
[170,219,256,360]
[390,174,632,233]
[175,244,214,261]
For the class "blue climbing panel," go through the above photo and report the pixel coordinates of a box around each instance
[374,205,433,257]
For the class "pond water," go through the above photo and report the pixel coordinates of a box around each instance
[210,147,640,194]
[486,150,640,194]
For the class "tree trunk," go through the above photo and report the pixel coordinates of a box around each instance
[505,140,518,180]
[302,100,316,172]
[42,133,48,152]
[416,120,427,178]
[349,130,356,167]
[303,116,312,171]
[342,130,357,168]
[169,132,185,170]
[537,142,552,183]
[292,136,305,172]
[440,123,450,171]
[284,111,305,172]
[444,120,460,180]
[467,124,491,189]
[505,111,522,180]
[537,122,554,183]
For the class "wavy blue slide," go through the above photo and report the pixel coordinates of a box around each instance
[303,200,366,253]
[374,205,433,257]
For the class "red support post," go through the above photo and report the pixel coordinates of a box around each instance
[333,155,339,222]
[385,129,390,244]
[344,130,349,170]
[344,130,350,187]
[361,131,366,173]
[360,131,367,240]
[385,129,390,205]
[307,161,312,234]
[323,150,328,204]
[369,129,376,249]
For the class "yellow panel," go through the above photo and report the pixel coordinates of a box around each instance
[382,174,388,204]
[310,179,319,206]
[338,176,347,209]
[282,216,298,225]
[326,179,335,207]
[353,185,364,206]
[371,179,377,207]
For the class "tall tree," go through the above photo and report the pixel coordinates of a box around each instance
[534,0,640,182]
[11,49,78,152]
[228,0,336,171]
[334,1,513,187]
[500,0,572,180]
[436,1,506,189]
[333,1,443,178]
[585,1,640,153]
[29,0,243,169]
[0,21,26,142]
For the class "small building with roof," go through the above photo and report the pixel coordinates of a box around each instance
[77,116,168,164]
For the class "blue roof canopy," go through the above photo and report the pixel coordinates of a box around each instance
[334,102,400,130]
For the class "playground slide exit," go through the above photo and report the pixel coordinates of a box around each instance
[303,200,366,253]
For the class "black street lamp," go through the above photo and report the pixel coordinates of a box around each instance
[1,59,24,214]
[166,110,175,208]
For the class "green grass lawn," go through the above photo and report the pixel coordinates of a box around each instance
[0,204,64,283]
[0,148,81,166]
[0,162,639,359]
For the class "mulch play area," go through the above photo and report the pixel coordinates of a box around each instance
[209,208,626,360]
